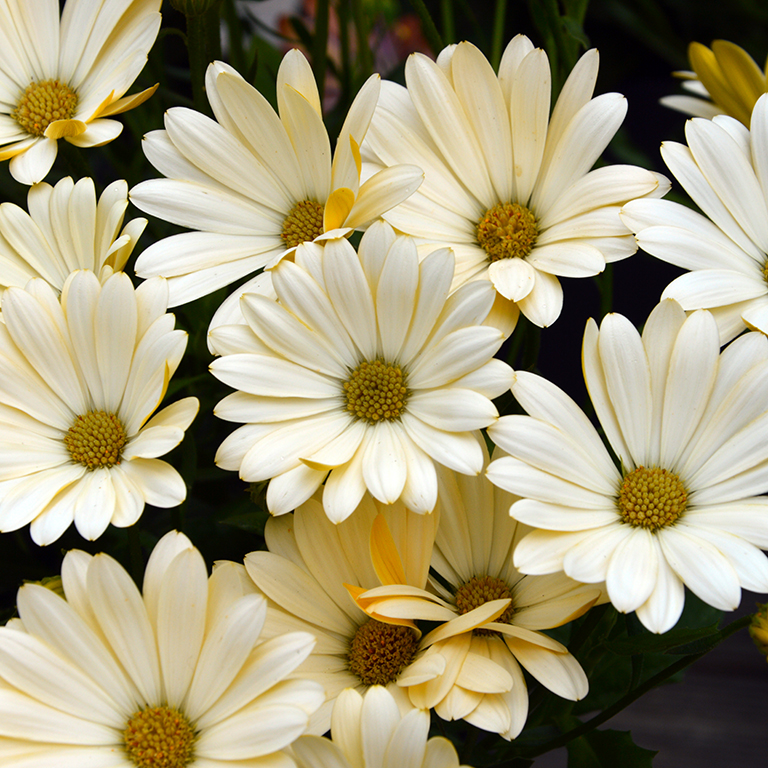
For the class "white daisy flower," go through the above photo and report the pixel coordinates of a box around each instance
[0,0,161,185]
[361,35,667,330]
[0,270,198,545]
[130,49,423,320]
[622,94,768,344]
[0,530,324,766]
[209,222,513,522]
[292,686,472,768]
[0,176,146,296]
[487,299,768,633]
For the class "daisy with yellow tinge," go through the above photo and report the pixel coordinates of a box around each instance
[244,493,438,734]
[361,35,667,330]
[0,531,324,766]
[130,49,424,327]
[0,176,145,296]
[0,270,198,545]
[0,0,161,185]
[487,300,768,634]
[351,448,597,740]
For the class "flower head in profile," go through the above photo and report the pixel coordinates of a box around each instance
[622,95,768,344]
[487,300,768,633]
[353,450,596,739]
[210,222,512,522]
[0,270,198,545]
[130,49,423,322]
[0,530,323,765]
[661,40,768,126]
[0,176,145,297]
[292,686,473,768]
[362,35,666,330]
[0,0,161,184]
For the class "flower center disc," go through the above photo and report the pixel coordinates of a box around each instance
[347,618,418,685]
[477,202,539,262]
[12,79,78,136]
[618,466,688,531]
[64,411,127,470]
[124,705,196,768]
[344,360,408,423]
[281,199,325,248]
[762,258,768,286]
[455,575,514,635]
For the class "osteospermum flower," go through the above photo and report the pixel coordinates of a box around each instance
[130,49,423,321]
[291,686,472,768]
[487,300,768,633]
[245,493,437,733]
[622,96,768,344]
[353,450,596,739]
[361,36,666,329]
[661,40,768,126]
[210,222,512,521]
[0,530,324,766]
[0,176,145,296]
[0,270,198,545]
[0,0,161,184]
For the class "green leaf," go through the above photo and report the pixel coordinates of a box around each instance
[567,728,657,767]
[607,622,721,655]
[219,510,269,534]
[561,16,590,48]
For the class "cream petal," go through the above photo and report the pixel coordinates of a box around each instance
[634,551,686,634]
[362,421,407,504]
[504,636,587,700]
[487,257,535,302]
[561,523,633,583]
[515,269,563,327]
[9,138,57,185]
[605,528,659,613]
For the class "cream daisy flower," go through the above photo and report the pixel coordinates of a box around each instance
[0,0,161,185]
[0,270,198,545]
[292,686,472,768]
[210,222,513,522]
[353,449,596,739]
[487,299,768,634]
[0,176,145,296]
[130,49,423,318]
[361,36,666,330]
[622,95,768,344]
[0,530,324,766]
[244,492,437,734]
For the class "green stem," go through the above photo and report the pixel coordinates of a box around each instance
[409,0,444,55]
[128,524,144,586]
[311,0,330,106]
[350,0,373,80]
[440,0,455,45]
[490,0,508,70]
[186,5,222,115]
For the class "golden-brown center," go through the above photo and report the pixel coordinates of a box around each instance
[281,199,325,248]
[344,360,408,423]
[64,411,127,470]
[617,466,688,531]
[347,618,418,685]
[477,201,539,262]
[455,574,514,635]
[123,705,196,768]
[12,79,78,136]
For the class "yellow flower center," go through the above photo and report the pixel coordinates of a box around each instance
[64,411,127,470]
[344,360,408,423]
[281,200,325,248]
[123,705,196,768]
[347,618,418,685]
[477,202,539,262]
[617,466,688,531]
[12,79,79,136]
[762,258,768,286]
[455,575,514,636]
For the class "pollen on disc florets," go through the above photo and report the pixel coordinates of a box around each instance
[347,618,418,685]
[344,359,408,423]
[618,466,688,531]
[477,201,539,262]
[124,705,196,768]
[455,575,514,635]
[762,258,768,286]
[64,411,127,470]
[12,79,79,136]
[281,199,325,248]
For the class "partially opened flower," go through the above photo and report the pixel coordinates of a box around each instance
[210,222,512,521]
[130,49,423,319]
[0,0,161,184]
[353,450,596,739]
[0,176,145,296]
[0,530,323,765]
[292,686,472,768]
[0,270,198,545]
[362,36,666,329]
[487,300,768,633]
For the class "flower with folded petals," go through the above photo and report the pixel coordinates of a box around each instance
[622,95,768,344]
[0,530,324,766]
[361,35,666,330]
[0,176,145,297]
[130,49,423,324]
[0,270,198,545]
[210,222,512,521]
[487,300,768,634]
[0,0,161,184]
